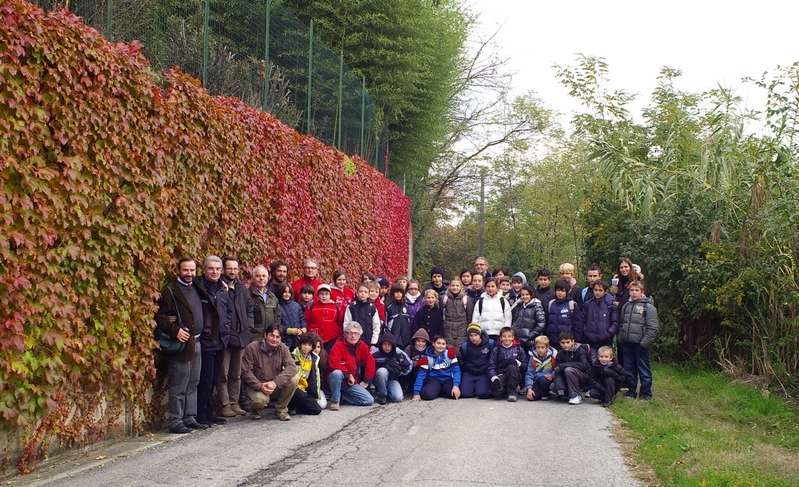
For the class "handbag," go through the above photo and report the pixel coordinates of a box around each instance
[154,285,188,354]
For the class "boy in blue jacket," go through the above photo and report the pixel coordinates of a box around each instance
[579,279,619,352]
[525,335,557,401]
[552,331,590,405]
[458,323,494,399]
[371,331,413,404]
[412,335,461,401]
[488,327,527,401]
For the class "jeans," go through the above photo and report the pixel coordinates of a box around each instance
[460,372,490,398]
[620,342,652,398]
[373,367,404,402]
[167,341,201,429]
[327,370,374,405]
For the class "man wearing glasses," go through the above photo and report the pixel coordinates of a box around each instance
[291,258,324,301]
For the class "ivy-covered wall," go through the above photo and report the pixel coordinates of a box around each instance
[0,0,410,473]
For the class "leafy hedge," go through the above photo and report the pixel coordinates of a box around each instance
[0,0,409,473]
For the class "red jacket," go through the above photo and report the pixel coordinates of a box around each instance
[304,300,342,343]
[291,277,324,302]
[330,286,354,309]
[372,298,386,327]
[328,337,376,383]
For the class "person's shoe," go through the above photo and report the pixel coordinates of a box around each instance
[208,415,227,425]
[275,411,291,421]
[625,393,637,399]
[602,401,611,407]
[197,417,215,427]
[507,394,517,402]
[218,405,237,418]
[251,411,261,420]
[639,395,652,401]
[328,401,340,411]
[540,395,550,401]
[230,404,247,416]
[585,391,592,399]
[377,395,387,405]
[184,421,209,430]
[568,395,583,405]
[169,424,192,434]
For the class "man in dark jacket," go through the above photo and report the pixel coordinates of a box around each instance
[250,265,281,340]
[217,257,254,418]
[154,258,220,434]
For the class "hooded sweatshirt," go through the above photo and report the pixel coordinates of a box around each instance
[371,331,413,380]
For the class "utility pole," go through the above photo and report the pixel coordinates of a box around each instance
[478,168,486,257]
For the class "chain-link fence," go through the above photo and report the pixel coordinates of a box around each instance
[32,0,387,170]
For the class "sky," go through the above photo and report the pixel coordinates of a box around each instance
[467,0,799,124]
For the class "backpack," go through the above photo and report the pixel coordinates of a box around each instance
[442,294,468,310]
[548,299,575,313]
[478,295,506,315]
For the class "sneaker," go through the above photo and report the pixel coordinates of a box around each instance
[230,404,247,416]
[377,395,387,405]
[540,395,550,401]
[275,411,291,421]
[507,394,517,402]
[251,411,261,420]
[601,401,611,407]
[568,395,583,405]
[169,424,192,434]
[328,402,340,411]
[625,393,637,399]
[585,391,591,399]
[218,405,237,418]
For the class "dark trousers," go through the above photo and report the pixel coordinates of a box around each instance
[490,363,522,397]
[460,371,490,398]
[288,388,323,415]
[589,376,624,404]
[420,378,454,400]
[529,374,552,399]
[552,367,588,398]
[197,347,225,420]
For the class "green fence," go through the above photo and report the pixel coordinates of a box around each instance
[31,0,387,170]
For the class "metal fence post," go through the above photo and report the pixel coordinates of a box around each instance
[105,0,113,40]
[202,0,210,87]
[263,0,271,111]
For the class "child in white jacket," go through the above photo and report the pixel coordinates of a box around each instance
[472,277,512,340]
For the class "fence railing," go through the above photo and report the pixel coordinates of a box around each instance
[31,0,388,171]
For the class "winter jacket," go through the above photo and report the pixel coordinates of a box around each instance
[413,344,461,394]
[304,300,342,344]
[466,286,484,303]
[373,297,386,327]
[196,277,231,351]
[292,348,322,400]
[371,332,413,380]
[291,277,324,303]
[241,339,298,390]
[278,296,306,348]
[588,357,626,391]
[544,297,583,345]
[442,289,475,351]
[330,285,354,310]
[411,304,444,340]
[579,293,619,347]
[405,294,424,323]
[405,328,431,367]
[385,300,412,350]
[472,293,512,337]
[154,280,219,362]
[344,299,381,347]
[511,298,546,347]
[618,296,659,349]
[524,346,557,389]
[537,287,555,311]
[220,276,254,348]
[327,336,376,384]
[458,332,494,376]
[488,340,528,379]
[553,342,590,374]
[424,282,449,300]
[250,286,282,342]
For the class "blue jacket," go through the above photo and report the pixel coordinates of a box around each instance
[524,346,557,389]
[579,293,618,346]
[279,297,306,348]
[458,332,494,376]
[544,297,582,345]
[414,345,461,394]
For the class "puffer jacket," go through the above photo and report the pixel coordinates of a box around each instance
[472,293,512,336]
[618,296,659,349]
[588,357,626,391]
[544,297,583,345]
[457,332,494,376]
[442,289,474,351]
[579,293,619,347]
[511,298,546,347]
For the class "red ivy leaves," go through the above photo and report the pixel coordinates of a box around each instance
[1,0,409,473]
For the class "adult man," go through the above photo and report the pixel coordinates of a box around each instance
[250,265,281,340]
[194,255,231,426]
[327,321,376,410]
[154,258,218,434]
[291,258,324,301]
[267,260,289,297]
[474,257,491,280]
[217,256,253,418]
[241,323,299,420]
[576,263,602,309]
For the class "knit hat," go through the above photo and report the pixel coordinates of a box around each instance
[466,323,482,335]
[430,266,444,277]
[376,277,390,288]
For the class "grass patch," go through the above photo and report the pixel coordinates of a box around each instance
[611,362,799,486]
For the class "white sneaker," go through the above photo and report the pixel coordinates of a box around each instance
[568,395,583,405]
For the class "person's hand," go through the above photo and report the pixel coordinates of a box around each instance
[526,388,535,401]
[544,374,552,381]
[359,381,369,389]
[300,328,307,334]
[412,394,422,402]
[263,380,276,395]
[347,374,356,386]
[609,285,618,295]
[451,386,461,400]
[176,328,190,342]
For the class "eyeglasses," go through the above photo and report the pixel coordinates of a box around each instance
[345,331,361,335]
[303,266,318,270]
[407,287,419,291]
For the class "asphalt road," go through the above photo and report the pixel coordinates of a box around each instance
[8,396,640,487]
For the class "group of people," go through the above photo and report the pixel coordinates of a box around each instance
[154,255,659,434]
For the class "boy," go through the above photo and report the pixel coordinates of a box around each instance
[580,279,619,352]
[394,275,408,291]
[588,346,626,407]
[551,331,590,404]
[377,277,391,300]
[367,281,385,328]
[507,272,527,305]
[289,333,324,414]
[403,328,430,393]
[412,335,461,401]
[544,279,583,349]
[498,276,512,298]
[618,281,659,400]
[536,268,555,310]
[577,263,602,308]
[458,323,494,399]
[344,283,381,350]
[426,265,448,299]
[525,335,557,401]
[559,262,580,302]
[371,331,413,404]
[385,283,412,350]
[488,327,527,401]
[304,284,342,353]
[298,284,315,312]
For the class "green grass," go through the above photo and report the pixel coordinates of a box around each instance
[612,363,799,486]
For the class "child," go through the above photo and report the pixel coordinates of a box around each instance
[511,285,546,352]
[304,284,342,353]
[403,328,431,393]
[360,271,375,283]
[552,331,590,404]
[525,335,557,401]
[412,335,461,401]
[289,333,324,414]
[330,269,355,309]
[467,272,484,302]
[404,279,424,322]
[377,277,391,300]
[536,268,555,311]
[618,281,659,400]
[426,265,448,299]
[277,282,307,350]
[498,276,512,298]
[544,279,583,349]
[507,272,527,305]
[458,324,494,398]
[371,331,413,404]
[588,346,626,407]
[577,263,602,308]
[488,327,527,401]
[472,277,512,340]
[559,262,580,302]
[298,284,315,312]
[411,289,444,339]
[442,277,474,351]
[459,268,472,288]
[367,281,385,327]
[385,283,412,350]
[311,334,328,383]
[344,283,381,350]
[579,279,619,352]
[394,275,408,291]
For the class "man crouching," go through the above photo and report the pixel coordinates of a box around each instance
[241,323,299,421]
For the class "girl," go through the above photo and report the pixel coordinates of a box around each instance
[404,279,424,323]
[330,269,354,309]
[472,277,512,340]
[609,257,636,308]
[511,285,546,352]
[361,271,376,283]
[559,262,581,302]
[412,335,461,401]
[442,278,474,351]
[277,282,306,350]
[385,283,412,350]
[411,289,444,339]
[289,333,324,414]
